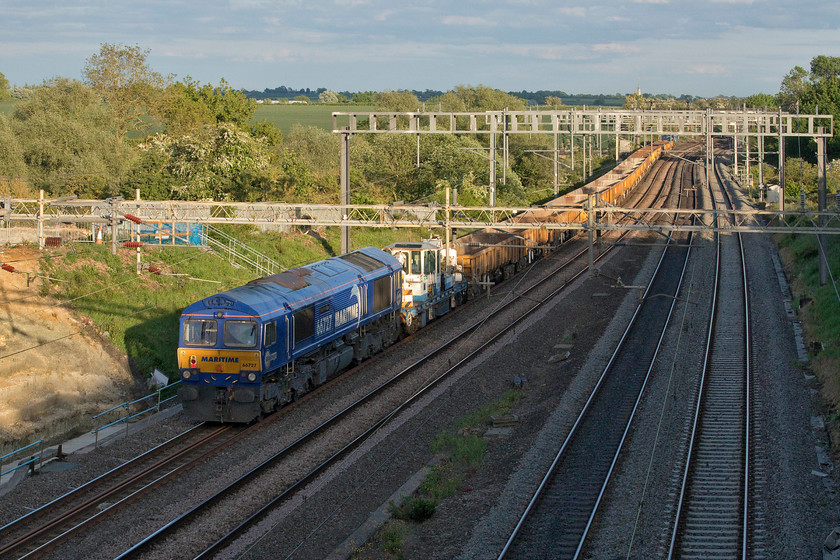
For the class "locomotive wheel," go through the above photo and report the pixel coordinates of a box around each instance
[404,313,420,335]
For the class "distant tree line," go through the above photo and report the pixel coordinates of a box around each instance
[245,85,631,107]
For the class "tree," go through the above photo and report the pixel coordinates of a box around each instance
[11,78,127,197]
[352,91,377,104]
[778,56,840,158]
[433,85,526,112]
[0,71,11,101]
[319,90,339,103]
[375,90,420,111]
[83,43,166,141]
[743,93,777,110]
[810,56,840,81]
[251,120,282,147]
[623,92,644,109]
[779,65,808,111]
[545,96,563,108]
[0,114,30,195]
[133,123,272,201]
[159,77,255,135]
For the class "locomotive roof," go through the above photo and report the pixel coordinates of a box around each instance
[181,247,399,319]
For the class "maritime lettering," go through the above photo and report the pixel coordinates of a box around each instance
[201,356,240,363]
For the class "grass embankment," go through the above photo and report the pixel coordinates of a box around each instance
[777,234,840,445]
[353,390,522,559]
[40,225,434,383]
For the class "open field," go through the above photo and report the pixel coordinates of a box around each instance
[254,103,373,133]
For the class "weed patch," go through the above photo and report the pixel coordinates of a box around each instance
[390,389,523,526]
[777,234,840,450]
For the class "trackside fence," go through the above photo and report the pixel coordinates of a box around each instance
[0,440,45,480]
[1,381,183,484]
[90,381,182,447]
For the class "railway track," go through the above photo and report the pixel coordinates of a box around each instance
[106,154,681,560]
[667,156,752,559]
[497,150,698,559]
[1,148,677,560]
[0,422,250,559]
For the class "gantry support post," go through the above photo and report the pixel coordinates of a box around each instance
[553,132,560,196]
[109,198,119,255]
[818,127,828,286]
[779,108,786,213]
[733,131,739,177]
[570,110,576,173]
[37,189,44,250]
[587,194,595,278]
[489,132,497,207]
[759,134,765,199]
[340,132,351,254]
[705,109,713,193]
[615,131,620,162]
[745,124,751,187]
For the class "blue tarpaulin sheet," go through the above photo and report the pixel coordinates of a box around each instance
[137,222,205,246]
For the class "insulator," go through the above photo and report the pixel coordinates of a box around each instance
[1,263,15,273]
[835,192,840,211]
[800,191,806,212]
[148,266,161,275]
[123,213,143,224]
[124,241,143,248]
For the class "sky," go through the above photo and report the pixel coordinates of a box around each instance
[2,1,839,98]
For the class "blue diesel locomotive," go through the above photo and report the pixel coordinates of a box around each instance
[177,247,403,422]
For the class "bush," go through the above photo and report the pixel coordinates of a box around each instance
[389,496,437,522]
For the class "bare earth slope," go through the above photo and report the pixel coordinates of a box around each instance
[0,246,135,452]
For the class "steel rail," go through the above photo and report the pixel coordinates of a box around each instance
[0,424,206,555]
[497,153,697,559]
[1,424,254,560]
[667,155,751,559]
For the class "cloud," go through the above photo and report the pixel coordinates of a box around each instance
[592,42,639,54]
[374,10,396,22]
[441,15,496,27]
[678,64,728,76]
[555,7,587,17]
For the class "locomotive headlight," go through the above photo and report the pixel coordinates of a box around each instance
[247,372,257,382]
[182,370,191,380]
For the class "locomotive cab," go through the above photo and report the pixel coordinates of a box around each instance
[386,240,467,333]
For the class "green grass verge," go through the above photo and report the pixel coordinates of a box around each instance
[777,233,840,445]
[778,234,840,361]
